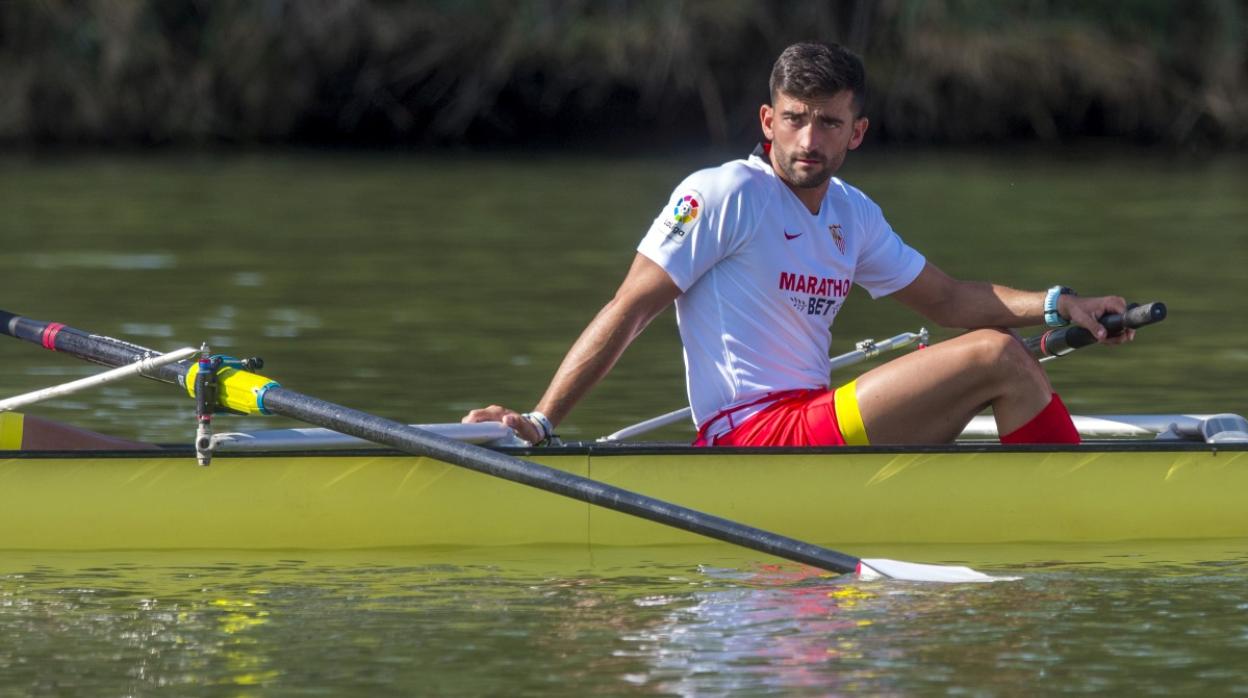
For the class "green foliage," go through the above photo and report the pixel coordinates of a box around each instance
[1,0,1244,147]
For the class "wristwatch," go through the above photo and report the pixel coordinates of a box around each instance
[1044,285,1075,327]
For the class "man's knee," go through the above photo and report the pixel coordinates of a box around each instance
[964,328,1043,379]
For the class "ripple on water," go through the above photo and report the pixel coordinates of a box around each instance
[0,547,1243,695]
[23,252,177,270]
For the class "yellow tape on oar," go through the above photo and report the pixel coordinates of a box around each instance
[184,363,280,416]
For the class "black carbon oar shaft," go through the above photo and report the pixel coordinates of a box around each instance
[261,387,860,572]
[0,309,861,574]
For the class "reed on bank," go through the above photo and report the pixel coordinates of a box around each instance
[2,0,1244,148]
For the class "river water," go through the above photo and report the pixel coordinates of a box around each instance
[1,150,1247,694]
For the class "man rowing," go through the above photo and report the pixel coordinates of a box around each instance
[464,42,1131,447]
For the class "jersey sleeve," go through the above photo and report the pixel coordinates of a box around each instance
[636,168,758,292]
[852,195,926,299]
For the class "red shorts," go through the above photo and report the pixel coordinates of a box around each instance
[693,381,870,447]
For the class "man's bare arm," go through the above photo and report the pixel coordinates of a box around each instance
[891,262,1131,342]
[463,253,681,441]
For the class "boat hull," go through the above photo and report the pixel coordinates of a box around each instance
[1,443,1245,550]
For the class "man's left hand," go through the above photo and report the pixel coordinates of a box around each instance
[1059,294,1135,344]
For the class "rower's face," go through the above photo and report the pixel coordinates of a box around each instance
[760,90,868,189]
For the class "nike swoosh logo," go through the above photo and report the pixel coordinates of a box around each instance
[783,231,802,240]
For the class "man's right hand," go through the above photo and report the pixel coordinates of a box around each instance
[462,405,544,443]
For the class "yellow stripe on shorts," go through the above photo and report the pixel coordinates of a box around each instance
[833,380,870,446]
[0,412,25,450]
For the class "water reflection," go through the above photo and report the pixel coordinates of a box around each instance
[629,567,889,694]
[0,548,1246,694]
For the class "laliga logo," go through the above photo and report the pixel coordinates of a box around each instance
[672,194,700,225]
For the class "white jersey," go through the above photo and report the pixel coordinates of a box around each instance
[637,147,926,435]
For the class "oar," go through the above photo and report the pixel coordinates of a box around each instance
[0,309,998,583]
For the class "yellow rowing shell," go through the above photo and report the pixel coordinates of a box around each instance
[0,443,1245,550]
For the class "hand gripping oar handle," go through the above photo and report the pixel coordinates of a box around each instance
[1026,301,1167,359]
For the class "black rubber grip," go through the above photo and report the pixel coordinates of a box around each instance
[1026,301,1167,358]
[0,310,17,335]
[1100,302,1167,334]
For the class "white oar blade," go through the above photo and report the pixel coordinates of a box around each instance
[857,558,1016,583]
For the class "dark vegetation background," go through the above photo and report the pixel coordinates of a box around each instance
[2,0,1245,149]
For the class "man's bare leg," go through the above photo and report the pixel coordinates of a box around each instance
[853,328,1056,444]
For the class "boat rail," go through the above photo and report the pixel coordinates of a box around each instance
[212,422,526,451]
[207,413,1248,452]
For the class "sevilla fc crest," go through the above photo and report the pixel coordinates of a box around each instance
[829,224,846,255]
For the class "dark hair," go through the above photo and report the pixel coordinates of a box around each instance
[769,42,867,115]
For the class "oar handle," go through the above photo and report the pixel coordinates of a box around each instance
[1026,301,1167,359]
[1,309,191,383]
